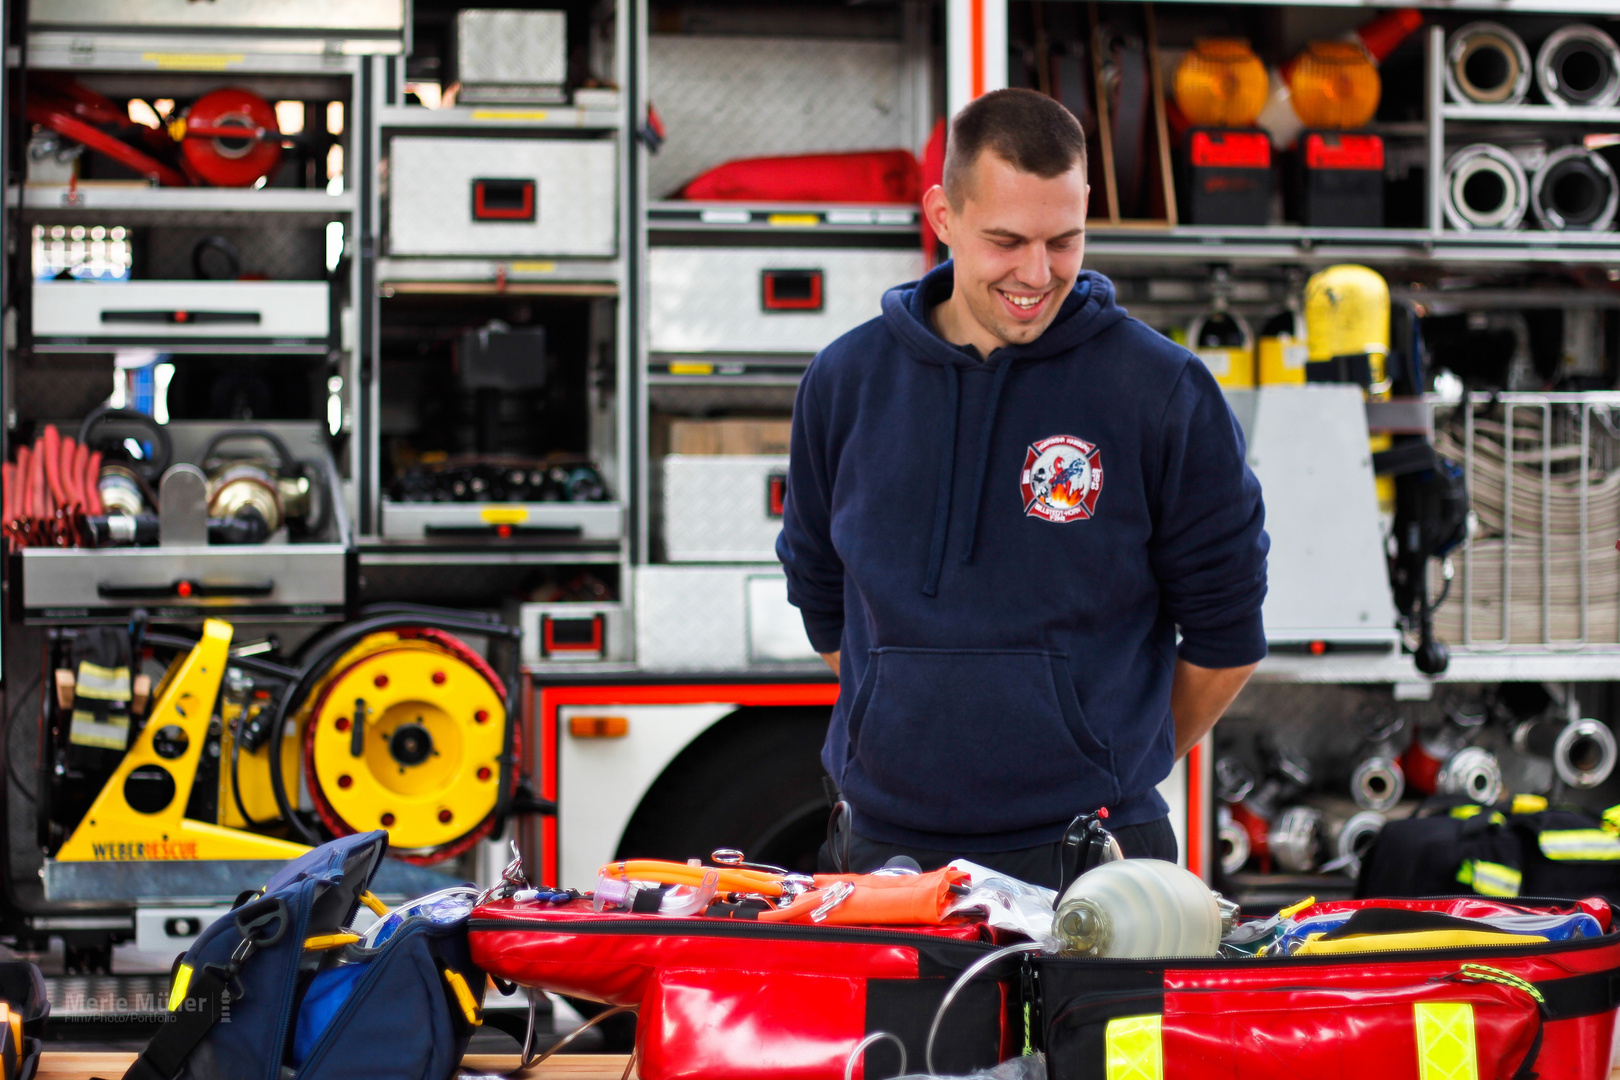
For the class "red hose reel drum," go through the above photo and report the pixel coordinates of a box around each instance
[177,88,283,188]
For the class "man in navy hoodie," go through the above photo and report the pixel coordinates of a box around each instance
[776,88,1269,885]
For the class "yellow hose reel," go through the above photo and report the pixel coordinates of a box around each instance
[298,630,510,863]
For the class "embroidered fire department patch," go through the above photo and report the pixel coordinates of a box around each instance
[1021,435,1102,522]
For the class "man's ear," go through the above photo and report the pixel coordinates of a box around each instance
[922,184,953,248]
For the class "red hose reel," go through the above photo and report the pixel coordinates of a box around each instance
[28,79,284,188]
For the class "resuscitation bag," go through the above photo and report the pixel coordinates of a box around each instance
[1033,895,1620,1080]
[121,831,489,1080]
[468,901,1012,1080]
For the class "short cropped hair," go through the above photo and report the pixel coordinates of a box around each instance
[942,88,1088,209]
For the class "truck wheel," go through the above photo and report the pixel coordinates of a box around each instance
[616,706,833,873]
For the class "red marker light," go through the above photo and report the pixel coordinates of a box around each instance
[175,581,193,598]
[496,524,512,539]
[174,311,189,323]
[1309,640,1328,656]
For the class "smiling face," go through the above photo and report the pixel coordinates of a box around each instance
[923,150,1088,356]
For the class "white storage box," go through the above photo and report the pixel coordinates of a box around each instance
[32,280,330,347]
[661,454,787,563]
[29,0,404,36]
[649,247,923,356]
[457,9,567,104]
[387,137,617,258]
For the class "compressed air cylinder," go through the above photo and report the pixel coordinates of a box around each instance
[1305,264,1392,513]
[1053,859,1222,958]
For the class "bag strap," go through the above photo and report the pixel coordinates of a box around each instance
[119,895,289,1080]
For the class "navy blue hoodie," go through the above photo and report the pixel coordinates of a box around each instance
[776,262,1269,851]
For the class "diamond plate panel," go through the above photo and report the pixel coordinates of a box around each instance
[635,565,812,670]
[144,225,326,281]
[661,455,787,562]
[650,248,924,355]
[649,35,916,198]
[457,9,567,88]
[387,137,617,258]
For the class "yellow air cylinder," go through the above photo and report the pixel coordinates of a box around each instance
[1305,264,1393,511]
[1188,308,1256,389]
[1257,307,1309,385]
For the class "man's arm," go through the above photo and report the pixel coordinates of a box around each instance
[820,651,840,678]
[1171,658,1256,759]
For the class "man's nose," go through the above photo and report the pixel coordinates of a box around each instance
[1016,243,1052,289]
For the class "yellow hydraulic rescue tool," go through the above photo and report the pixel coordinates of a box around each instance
[57,619,309,863]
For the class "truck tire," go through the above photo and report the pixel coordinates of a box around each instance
[615,705,833,873]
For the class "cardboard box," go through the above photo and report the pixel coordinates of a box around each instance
[668,419,792,456]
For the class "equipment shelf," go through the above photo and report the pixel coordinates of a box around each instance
[377,104,623,132]
[648,201,920,237]
[9,185,356,224]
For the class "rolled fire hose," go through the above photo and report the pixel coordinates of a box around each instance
[1268,805,1323,873]
[1536,25,1620,109]
[1218,805,1251,876]
[1531,145,1619,231]
[1446,22,1532,106]
[1444,143,1530,231]
[1515,717,1618,789]
[1436,745,1505,805]
[1215,756,1257,804]
[1349,753,1405,812]
[1330,810,1387,878]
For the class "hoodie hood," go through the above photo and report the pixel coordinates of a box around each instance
[880,261,1127,368]
[880,262,1128,595]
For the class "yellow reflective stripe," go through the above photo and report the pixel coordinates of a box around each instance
[1539,829,1620,861]
[1104,1014,1162,1080]
[442,967,482,1026]
[359,891,389,917]
[1456,859,1521,898]
[74,661,131,700]
[1414,1002,1478,1080]
[168,963,192,1012]
[303,933,361,950]
[1513,794,1549,816]
[1603,804,1620,836]
[1447,806,1505,825]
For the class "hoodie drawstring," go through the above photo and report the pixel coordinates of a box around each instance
[960,355,1012,565]
[922,360,961,597]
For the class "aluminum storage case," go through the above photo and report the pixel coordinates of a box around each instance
[386,137,617,258]
[32,281,330,350]
[635,566,820,670]
[28,0,405,37]
[513,602,629,667]
[649,248,923,356]
[456,9,567,104]
[20,421,351,623]
[660,454,788,563]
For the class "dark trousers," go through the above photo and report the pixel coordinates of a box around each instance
[816,816,1179,891]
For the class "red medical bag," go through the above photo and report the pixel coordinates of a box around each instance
[1035,896,1620,1080]
[679,149,920,204]
[469,902,1011,1080]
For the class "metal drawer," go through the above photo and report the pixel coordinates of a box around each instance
[513,603,628,667]
[386,137,617,258]
[380,501,624,541]
[32,280,330,349]
[649,247,923,356]
[661,455,787,563]
[19,420,351,622]
[28,0,404,35]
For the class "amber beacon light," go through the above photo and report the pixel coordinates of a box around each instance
[1288,41,1381,130]
[1174,39,1269,129]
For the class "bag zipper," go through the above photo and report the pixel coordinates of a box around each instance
[467,915,998,951]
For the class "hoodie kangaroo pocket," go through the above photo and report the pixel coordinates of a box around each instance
[842,648,1119,836]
